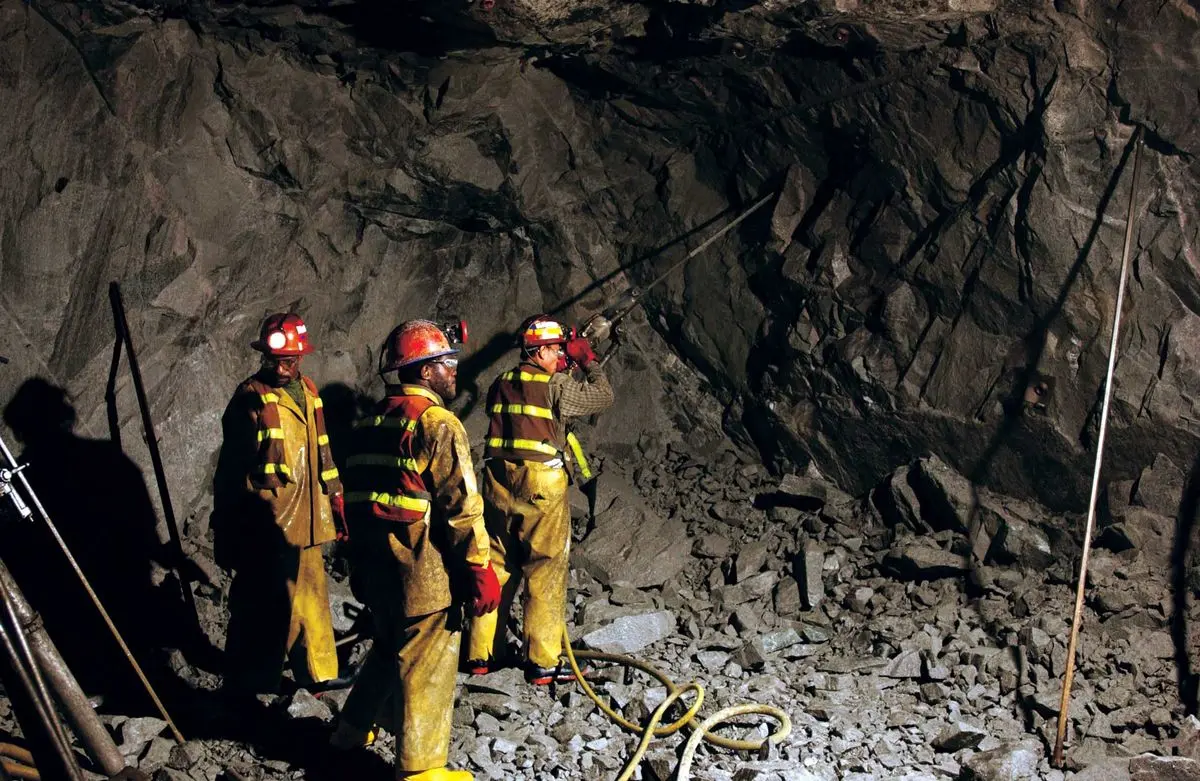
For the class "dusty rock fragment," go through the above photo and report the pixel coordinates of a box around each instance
[910,455,976,533]
[138,738,174,773]
[1129,754,1200,780]
[773,576,802,616]
[960,737,1042,780]
[574,504,691,587]
[696,533,732,559]
[465,667,524,698]
[977,503,1053,569]
[931,720,986,752]
[581,611,674,654]
[731,760,823,779]
[120,717,168,758]
[874,465,928,533]
[1132,454,1186,517]
[881,649,923,679]
[285,688,333,722]
[880,543,968,580]
[167,741,205,771]
[735,540,770,582]
[326,574,366,634]
[797,537,825,609]
[734,641,767,671]
[777,474,854,511]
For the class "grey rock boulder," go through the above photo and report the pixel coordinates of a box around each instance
[1130,754,1200,781]
[574,502,691,588]
[959,738,1043,780]
[580,611,675,655]
[881,543,969,581]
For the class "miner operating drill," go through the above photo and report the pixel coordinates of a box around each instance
[330,319,498,781]
[465,314,614,684]
[213,312,346,701]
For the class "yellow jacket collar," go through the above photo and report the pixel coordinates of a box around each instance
[387,383,444,407]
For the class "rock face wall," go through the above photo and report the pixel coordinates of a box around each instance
[0,0,1197,529]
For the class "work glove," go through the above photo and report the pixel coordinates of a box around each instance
[467,562,501,617]
[565,337,596,368]
[330,492,349,542]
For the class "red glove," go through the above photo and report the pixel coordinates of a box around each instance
[467,562,501,617]
[330,493,349,542]
[565,337,596,368]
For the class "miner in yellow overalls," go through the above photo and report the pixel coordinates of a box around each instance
[213,313,347,698]
[330,320,498,781]
[465,314,613,684]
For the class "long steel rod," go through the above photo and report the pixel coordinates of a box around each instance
[0,562,124,775]
[639,193,775,300]
[0,434,185,744]
[1053,125,1145,767]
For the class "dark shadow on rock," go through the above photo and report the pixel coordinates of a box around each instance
[453,331,517,421]
[322,1,499,57]
[0,378,190,714]
[965,126,1140,495]
[1173,450,1200,715]
[316,383,374,475]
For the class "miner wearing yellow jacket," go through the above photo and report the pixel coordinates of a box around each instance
[213,313,347,698]
[466,314,614,685]
[330,320,498,781]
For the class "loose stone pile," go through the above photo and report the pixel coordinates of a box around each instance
[4,445,1197,781]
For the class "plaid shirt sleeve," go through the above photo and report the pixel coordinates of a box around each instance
[548,363,615,419]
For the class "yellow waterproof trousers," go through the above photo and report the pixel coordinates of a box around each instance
[467,459,569,669]
[225,545,338,693]
[338,608,459,775]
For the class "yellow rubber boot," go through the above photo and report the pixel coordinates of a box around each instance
[398,768,474,780]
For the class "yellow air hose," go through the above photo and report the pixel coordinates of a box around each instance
[561,626,793,781]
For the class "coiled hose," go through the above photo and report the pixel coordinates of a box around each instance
[561,627,792,781]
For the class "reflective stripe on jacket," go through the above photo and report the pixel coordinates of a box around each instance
[484,363,564,463]
[347,384,490,617]
[344,390,435,523]
[242,376,341,494]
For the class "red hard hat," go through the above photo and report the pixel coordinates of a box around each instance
[251,313,314,356]
[382,320,459,372]
[518,314,571,349]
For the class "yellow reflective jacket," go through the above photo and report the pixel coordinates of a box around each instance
[214,376,337,555]
[351,385,489,617]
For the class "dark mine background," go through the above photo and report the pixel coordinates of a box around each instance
[0,0,1198,778]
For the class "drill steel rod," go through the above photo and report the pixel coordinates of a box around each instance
[0,434,185,745]
[0,608,77,781]
[0,562,123,776]
[108,282,195,616]
[1053,126,1145,767]
[636,193,775,308]
[589,192,777,370]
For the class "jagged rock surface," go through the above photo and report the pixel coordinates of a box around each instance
[0,0,1197,524]
[0,1,1198,779]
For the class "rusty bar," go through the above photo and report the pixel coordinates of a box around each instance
[0,563,122,776]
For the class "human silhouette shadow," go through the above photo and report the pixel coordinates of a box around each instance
[0,378,176,713]
[211,384,306,702]
[314,383,374,477]
[1173,450,1200,716]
